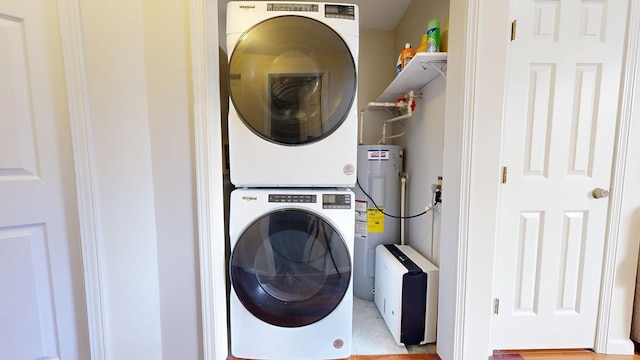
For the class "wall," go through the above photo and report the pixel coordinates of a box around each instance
[78,0,201,358]
[142,0,202,358]
[357,30,395,145]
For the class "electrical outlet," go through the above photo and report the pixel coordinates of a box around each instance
[434,176,442,204]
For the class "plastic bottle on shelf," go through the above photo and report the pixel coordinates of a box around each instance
[426,19,440,52]
[416,33,428,52]
[400,43,415,71]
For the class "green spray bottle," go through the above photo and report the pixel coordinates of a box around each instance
[426,19,440,52]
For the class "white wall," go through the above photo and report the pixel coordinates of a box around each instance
[78,0,201,358]
[142,0,202,358]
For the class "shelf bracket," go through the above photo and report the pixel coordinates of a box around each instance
[421,60,447,79]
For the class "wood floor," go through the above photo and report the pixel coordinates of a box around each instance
[348,349,640,360]
[229,349,640,360]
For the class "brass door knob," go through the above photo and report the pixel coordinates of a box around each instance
[592,188,610,199]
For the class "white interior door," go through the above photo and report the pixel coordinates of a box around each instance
[492,0,628,350]
[0,1,88,359]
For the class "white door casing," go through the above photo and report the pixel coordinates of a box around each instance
[190,0,228,359]
[492,0,628,350]
[0,0,89,359]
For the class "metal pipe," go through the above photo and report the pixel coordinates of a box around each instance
[367,101,401,108]
[378,112,411,144]
[359,110,365,145]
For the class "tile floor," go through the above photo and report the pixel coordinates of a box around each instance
[351,296,437,356]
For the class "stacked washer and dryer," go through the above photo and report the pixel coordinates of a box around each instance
[226,2,359,359]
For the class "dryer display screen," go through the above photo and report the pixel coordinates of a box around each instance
[325,5,355,20]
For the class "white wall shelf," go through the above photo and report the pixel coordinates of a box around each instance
[377,52,447,102]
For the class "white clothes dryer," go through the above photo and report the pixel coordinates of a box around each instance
[229,188,354,360]
[226,2,359,187]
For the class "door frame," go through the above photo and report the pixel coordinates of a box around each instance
[189,1,228,360]
[596,0,640,352]
[57,0,107,359]
[445,0,640,358]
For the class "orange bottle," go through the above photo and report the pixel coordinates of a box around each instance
[400,43,416,71]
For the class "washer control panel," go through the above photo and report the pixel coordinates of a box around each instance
[267,193,351,209]
[268,194,317,203]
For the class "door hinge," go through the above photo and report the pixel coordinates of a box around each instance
[511,20,517,41]
[502,166,508,184]
[494,298,500,315]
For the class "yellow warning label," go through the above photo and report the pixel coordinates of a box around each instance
[367,208,384,233]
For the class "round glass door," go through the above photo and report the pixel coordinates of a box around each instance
[228,15,357,145]
[230,209,351,327]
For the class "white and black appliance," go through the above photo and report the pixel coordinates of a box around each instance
[229,188,354,359]
[226,1,359,187]
[374,244,439,345]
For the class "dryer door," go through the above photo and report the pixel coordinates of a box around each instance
[228,15,356,145]
[230,209,351,327]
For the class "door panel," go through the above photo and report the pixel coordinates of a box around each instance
[0,1,88,359]
[492,0,628,350]
[0,225,57,359]
[228,15,356,145]
[0,14,39,178]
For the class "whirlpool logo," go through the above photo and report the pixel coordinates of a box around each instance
[241,196,257,201]
[238,5,255,10]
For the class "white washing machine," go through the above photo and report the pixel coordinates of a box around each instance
[229,188,354,360]
[226,2,359,187]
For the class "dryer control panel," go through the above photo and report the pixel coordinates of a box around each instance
[264,3,356,21]
[322,193,351,209]
[325,4,356,20]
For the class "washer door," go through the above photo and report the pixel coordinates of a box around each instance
[230,209,351,327]
[228,15,357,145]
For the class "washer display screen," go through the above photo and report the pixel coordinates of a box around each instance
[228,15,356,145]
[230,209,351,327]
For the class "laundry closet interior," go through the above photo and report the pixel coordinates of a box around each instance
[219,0,449,357]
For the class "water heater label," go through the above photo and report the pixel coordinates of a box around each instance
[367,208,384,233]
[355,200,367,221]
[355,222,367,237]
[367,149,390,160]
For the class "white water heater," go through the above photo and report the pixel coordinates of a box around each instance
[353,145,403,300]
